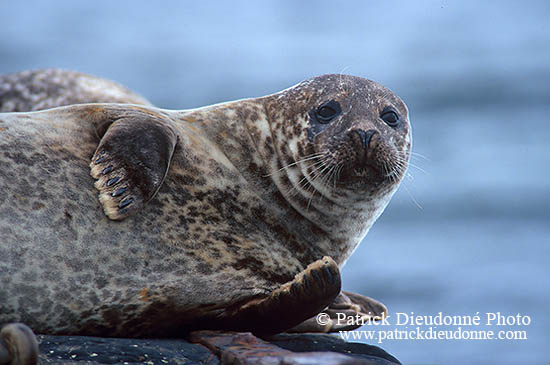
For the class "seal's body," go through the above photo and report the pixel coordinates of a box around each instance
[0,69,151,112]
[0,70,411,338]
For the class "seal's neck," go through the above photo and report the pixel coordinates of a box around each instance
[171,100,393,266]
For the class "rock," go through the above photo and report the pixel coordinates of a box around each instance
[37,335,218,364]
[190,331,400,365]
[35,331,400,365]
[265,333,400,364]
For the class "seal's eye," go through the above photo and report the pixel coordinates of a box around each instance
[315,100,341,124]
[318,106,336,119]
[381,107,400,127]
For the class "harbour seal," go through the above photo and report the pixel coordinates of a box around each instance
[0,70,410,361]
[0,69,151,112]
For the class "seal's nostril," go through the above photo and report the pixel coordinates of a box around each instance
[355,129,377,149]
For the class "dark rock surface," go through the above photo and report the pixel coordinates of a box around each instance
[38,335,218,364]
[267,333,400,364]
[36,331,400,365]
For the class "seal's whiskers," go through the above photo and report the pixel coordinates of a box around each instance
[409,151,430,161]
[304,159,337,211]
[285,157,329,197]
[264,152,326,177]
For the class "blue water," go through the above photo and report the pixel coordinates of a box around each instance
[1,1,549,364]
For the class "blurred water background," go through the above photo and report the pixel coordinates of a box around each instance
[1,1,548,364]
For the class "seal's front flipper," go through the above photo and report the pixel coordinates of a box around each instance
[90,110,177,220]
[287,290,388,333]
[224,256,341,335]
[0,323,39,365]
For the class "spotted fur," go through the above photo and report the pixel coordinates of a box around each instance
[0,69,151,112]
[0,72,411,337]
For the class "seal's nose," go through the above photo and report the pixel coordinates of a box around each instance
[354,129,377,149]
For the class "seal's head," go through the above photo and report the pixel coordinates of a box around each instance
[266,74,410,200]
[263,74,411,254]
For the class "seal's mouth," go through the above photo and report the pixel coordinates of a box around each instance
[318,130,405,189]
[336,163,389,186]
[283,127,407,197]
